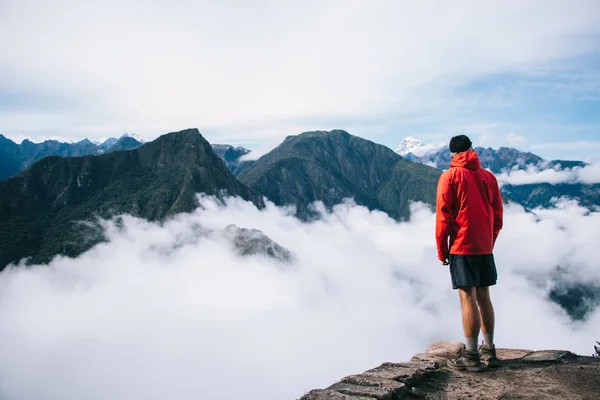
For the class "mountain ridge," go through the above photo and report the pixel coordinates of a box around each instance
[0,128,262,269]
[396,139,597,209]
[0,133,143,181]
[237,130,442,220]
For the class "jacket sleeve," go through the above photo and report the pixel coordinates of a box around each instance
[491,175,503,246]
[435,172,453,261]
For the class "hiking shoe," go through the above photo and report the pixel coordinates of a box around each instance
[479,344,500,368]
[449,348,484,372]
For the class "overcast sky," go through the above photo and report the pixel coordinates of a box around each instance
[0,196,598,399]
[1,0,599,160]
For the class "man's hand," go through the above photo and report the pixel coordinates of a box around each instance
[441,258,449,266]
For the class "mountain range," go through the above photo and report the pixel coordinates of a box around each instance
[402,143,586,173]
[3,129,598,271]
[0,134,259,181]
[0,129,441,269]
[0,129,262,269]
[0,128,597,319]
[0,134,143,181]
[395,138,598,209]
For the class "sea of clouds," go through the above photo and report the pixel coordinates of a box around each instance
[497,162,600,186]
[0,196,599,400]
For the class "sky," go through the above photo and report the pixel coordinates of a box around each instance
[0,196,598,400]
[1,0,599,161]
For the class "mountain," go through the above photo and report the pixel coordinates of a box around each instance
[223,224,295,263]
[104,136,142,153]
[0,134,21,180]
[0,134,143,181]
[211,144,251,171]
[0,128,262,270]
[395,136,445,160]
[237,130,441,220]
[395,136,424,156]
[415,146,586,173]
[502,182,600,210]
[406,144,597,209]
[98,137,119,150]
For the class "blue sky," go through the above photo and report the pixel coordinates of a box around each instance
[0,0,599,161]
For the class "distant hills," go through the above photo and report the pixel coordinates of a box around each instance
[211,144,250,169]
[395,138,598,210]
[406,145,586,173]
[0,129,262,269]
[0,134,143,181]
[0,134,260,181]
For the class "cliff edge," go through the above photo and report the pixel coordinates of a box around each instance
[300,341,599,400]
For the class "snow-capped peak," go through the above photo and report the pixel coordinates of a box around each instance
[395,137,424,156]
[395,136,446,157]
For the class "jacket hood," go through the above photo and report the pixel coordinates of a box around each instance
[450,150,481,170]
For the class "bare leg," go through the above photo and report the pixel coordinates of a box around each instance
[450,287,485,370]
[475,286,495,335]
[458,287,481,338]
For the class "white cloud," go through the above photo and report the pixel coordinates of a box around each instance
[475,131,497,147]
[413,142,448,157]
[506,133,527,148]
[0,196,599,400]
[532,140,600,163]
[0,0,599,143]
[497,163,600,185]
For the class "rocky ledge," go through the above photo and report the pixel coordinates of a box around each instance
[300,341,599,400]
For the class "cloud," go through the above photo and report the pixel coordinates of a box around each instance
[0,196,599,399]
[533,140,600,152]
[238,138,284,161]
[0,0,599,143]
[506,133,527,148]
[497,163,600,185]
[412,142,447,157]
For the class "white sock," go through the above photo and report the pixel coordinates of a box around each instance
[483,333,494,347]
[465,336,478,353]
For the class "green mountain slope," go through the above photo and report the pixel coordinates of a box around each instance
[237,130,441,220]
[502,182,600,209]
[0,128,262,269]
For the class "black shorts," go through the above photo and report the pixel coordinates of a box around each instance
[449,254,497,289]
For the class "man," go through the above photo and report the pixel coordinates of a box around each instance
[435,135,503,372]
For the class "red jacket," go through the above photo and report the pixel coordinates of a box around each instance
[435,151,503,261]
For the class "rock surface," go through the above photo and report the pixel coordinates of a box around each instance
[222,224,295,263]
[299,341,600,400]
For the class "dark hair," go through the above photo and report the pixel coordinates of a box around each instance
[449,135,472,153]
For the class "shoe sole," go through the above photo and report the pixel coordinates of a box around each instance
[480,355,500,368]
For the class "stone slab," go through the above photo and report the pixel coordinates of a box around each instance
[301,389,364,400]
[350,361,436,386]
[424,341,465,360]
[522,350,575,362]
[339,374,406,391]
[496,348,533,361]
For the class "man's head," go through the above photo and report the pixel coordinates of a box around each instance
[449,135,473,158]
